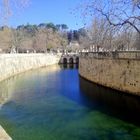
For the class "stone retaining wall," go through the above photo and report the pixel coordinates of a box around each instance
[0,53,61,82]
[79,51,140,95]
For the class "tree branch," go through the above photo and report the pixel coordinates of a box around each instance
[96,8,140,34]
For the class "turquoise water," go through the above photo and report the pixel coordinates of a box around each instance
[0,65,140,140]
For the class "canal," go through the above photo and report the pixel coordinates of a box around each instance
[0,64,140,140]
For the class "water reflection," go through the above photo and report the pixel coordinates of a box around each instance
[0,65,140,140]
[0,65,61,108]
[60,64,79,69]
[0,78,16,108]
[79,76,140,126]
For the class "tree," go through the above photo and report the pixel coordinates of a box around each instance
[38,23,47,29]
[86,18,112,48]
[23,23,38,37]
[17,25,25,30]
[78,28,87,37]
[56,24,61,30]
[0,26,12,52]
[0,0,29,24]
[67,30,73,43]
[134,33,140,50]
[46,23,57,31]
[56,24,68,31]
[61,24,68,30]
[10,29,25,52]
[82,0,140,34]
[73,30,79,41]
[77,0,140,50]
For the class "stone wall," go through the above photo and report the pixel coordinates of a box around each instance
[79,52,140,96]
[0,53,61,82]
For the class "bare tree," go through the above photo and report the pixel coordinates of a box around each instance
[0,0,29,24]
[83,0,140,34]
[86,17,117,50]
[133,32,140,49]
[10,29,25,52]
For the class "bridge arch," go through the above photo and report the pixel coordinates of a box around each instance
[63,58,67,64]
[60,53,79,64]
[69,57,74,64]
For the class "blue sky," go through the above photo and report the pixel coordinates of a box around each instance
[8,0,88,30]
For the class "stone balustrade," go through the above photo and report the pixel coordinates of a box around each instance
[80,51,140,59]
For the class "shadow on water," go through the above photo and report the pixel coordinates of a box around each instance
[79,76,140,126]
[59,64,79,69]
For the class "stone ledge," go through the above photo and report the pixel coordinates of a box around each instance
[0,126,12,140]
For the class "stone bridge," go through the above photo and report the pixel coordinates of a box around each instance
[59,53,79,64]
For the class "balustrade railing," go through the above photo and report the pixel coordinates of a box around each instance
[80,51,140,59]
